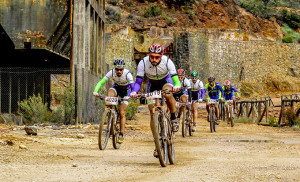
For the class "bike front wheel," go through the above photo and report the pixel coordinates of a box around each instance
[181,108,187,137]
[112,114,121,149]
[98,109,112,150]
[230,106,234,127]
[153,111,168,167]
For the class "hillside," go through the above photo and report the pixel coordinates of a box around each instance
[105,0,292,41]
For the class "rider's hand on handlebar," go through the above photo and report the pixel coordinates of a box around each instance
[93,92,99,97]
[198,99,203,102]
[172,86,181,93]
[130,91,140,98]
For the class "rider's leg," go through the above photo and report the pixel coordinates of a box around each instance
[192,102,199,124]
[107,88,117,97]
[225,104,229,122]
[232,97,236,113]
[119,103,128,136]
[215,103,220,119]
[162,84,176,113]
[148,102,156,137]
[178,95,187,119]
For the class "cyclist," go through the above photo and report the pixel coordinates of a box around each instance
[130,43,181,157]
[189,71,205,131]
[173,69,192,119]
[93,59,134,144]
[223,80,240,114]
[205,76,224,125]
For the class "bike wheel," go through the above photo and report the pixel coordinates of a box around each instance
[168,118,175,164]
[181,108,187,137]
[213,108,216,132]
[209,108,214,133]
[230,106,234,127]
[112,114,121,149]
[98,109,112,150]
[189,111,194,136]
[153,111,168,167]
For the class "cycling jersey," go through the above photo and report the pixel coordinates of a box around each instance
[189,79,205,101]
[222,85,240,100]
[173,77,192,101]
[94,68,134,93]
[133,55,181,93]
[205,82,224,100]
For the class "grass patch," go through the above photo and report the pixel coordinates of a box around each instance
[234,117,254,123]
[144,5,162,18]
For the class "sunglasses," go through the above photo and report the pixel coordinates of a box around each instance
[115,68,124,72]
[150,55,162,60]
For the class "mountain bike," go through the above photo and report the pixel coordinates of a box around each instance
[225,100,234,127]
[207,99,219,133]
[142,89,175,167]
[97,96,124,150]
[176,102,192,137]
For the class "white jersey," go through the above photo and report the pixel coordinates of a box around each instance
[136,55,177,80]
[189,79,204,91]
[104,68,134,86]
[181,77,191,89]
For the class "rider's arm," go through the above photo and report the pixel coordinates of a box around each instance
[94,70,112,92]
[127,72,135,92]
[232,86,240,98]
[185,79,192,102]
[218,84,225,98]
[167,58,181,87]
[132,60,145,93]
[199,81,205,99]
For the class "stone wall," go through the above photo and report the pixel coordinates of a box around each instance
[104,27,300,94]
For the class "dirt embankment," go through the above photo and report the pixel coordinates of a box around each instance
[1,105,300,181]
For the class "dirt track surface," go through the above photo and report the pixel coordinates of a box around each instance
[1,107,300,182]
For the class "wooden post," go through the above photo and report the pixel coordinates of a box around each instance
[241,103,245,117]
[246,103,249,118]
[265,100,269,123]
[258,102,261,119]
[75,64,78,126]
[9,74,12,119]
[282,100,286,124]
[248,103,253,118]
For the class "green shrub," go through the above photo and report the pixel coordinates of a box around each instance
[188,10,195,20]
[18,94,52,124]
[126,101,138,120]
[105,6,122,24]
[282,36,294,43]
[284,108,300,127]
[269,116,278,127]
[234,117,253,123]
[239,0,273,19]
[144,5,162,18]
[280,9,300,29]
[53,84,75,124]
[107,0,119,6]
[167,0,195,7]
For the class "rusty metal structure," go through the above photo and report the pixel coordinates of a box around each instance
[0,0,106,124]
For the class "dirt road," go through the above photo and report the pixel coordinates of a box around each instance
[1,107,300,182]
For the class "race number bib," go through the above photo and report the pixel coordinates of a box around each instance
[105,97,118,105]
[227,100,233,104]
[146,90,162,100]
[207,99,218,104]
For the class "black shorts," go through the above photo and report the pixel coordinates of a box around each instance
[191,91,199,101]
[147,79,172,92]
[173,89,185,101]
[111,84,130,98]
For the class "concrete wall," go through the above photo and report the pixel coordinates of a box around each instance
[0,0,67,48]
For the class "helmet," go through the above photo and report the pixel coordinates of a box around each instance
[113,58,125,68]
[224,80,230,86]
[177,69,185,76]
[208,76,215,82]
[191,71,199,78]
[149,44,164,54]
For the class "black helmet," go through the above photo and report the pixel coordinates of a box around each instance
[114,58,125,68]
[208,76,215,82]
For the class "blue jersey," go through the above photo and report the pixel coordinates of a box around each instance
[205,82,224,99]
[222,85,240,100]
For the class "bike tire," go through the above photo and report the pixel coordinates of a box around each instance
[189,111,194,136]
[230,106,234,127]
[209,108,214,133]
[98,109,112,150]
[181,108,187,137]
[112,114,121,149]
[213,108,216,132]
[168,118,175,164]
[153,111,168,167]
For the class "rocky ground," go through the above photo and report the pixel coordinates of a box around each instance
[1,104,300,182]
